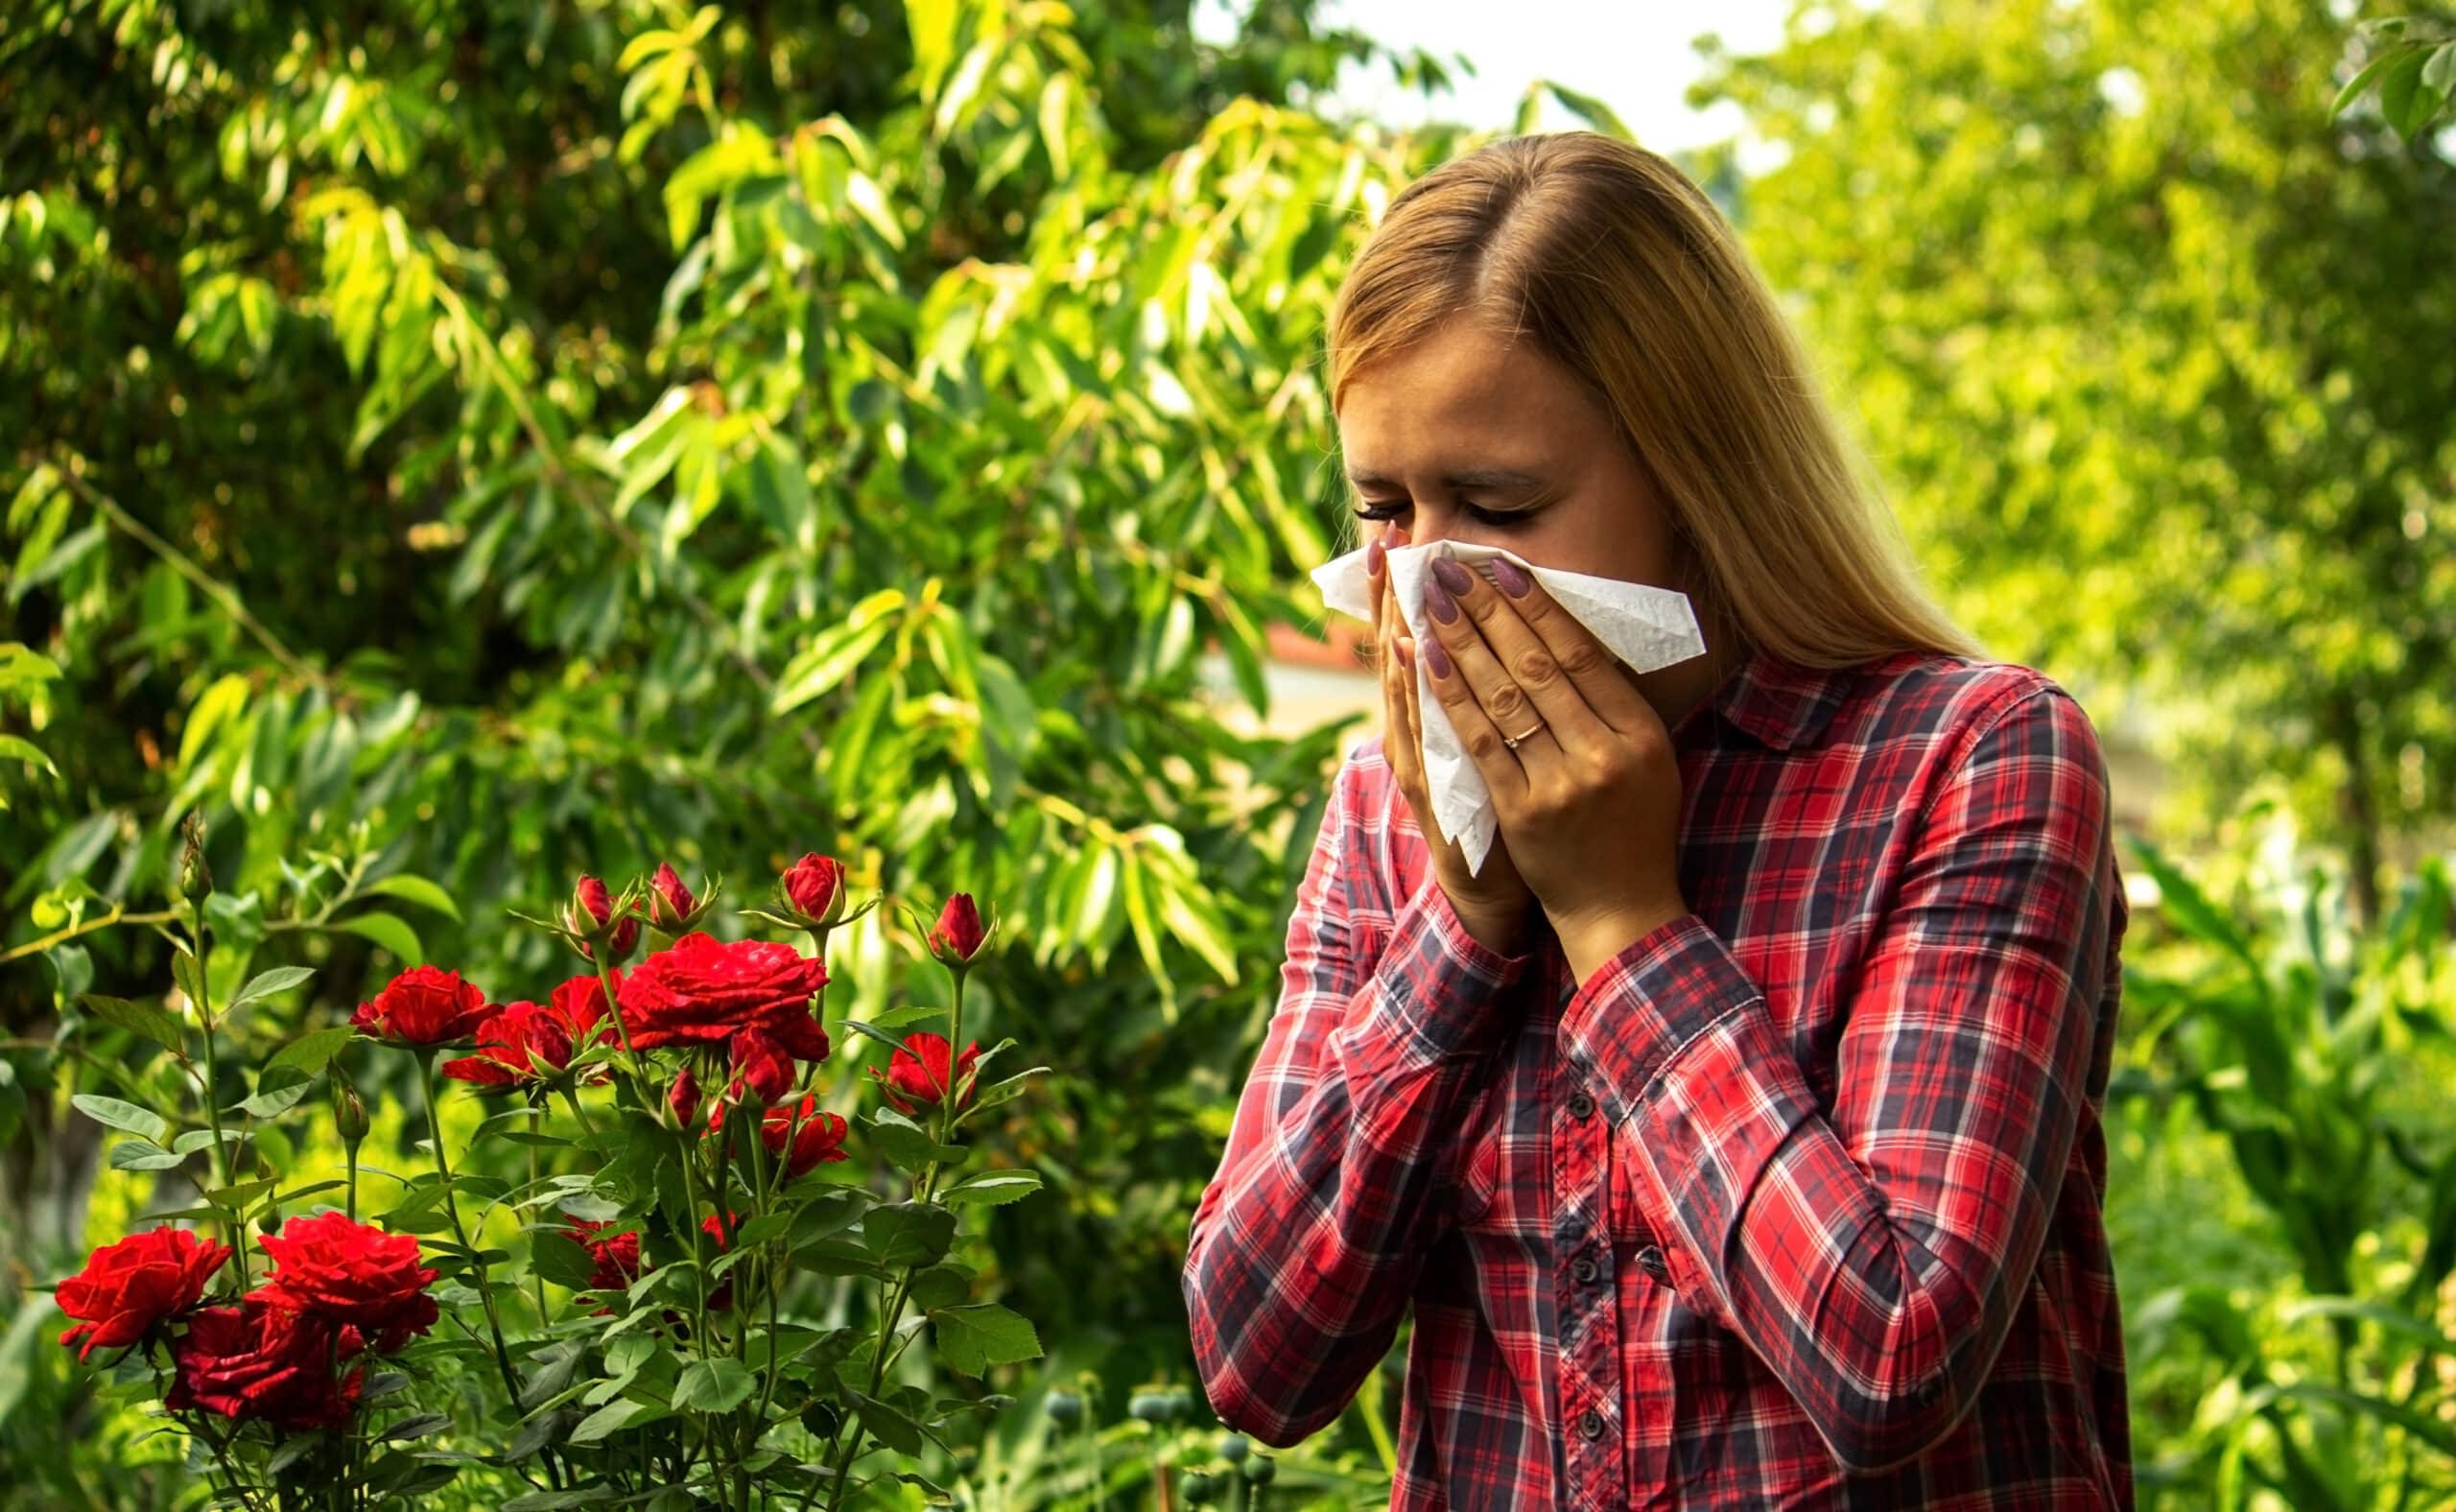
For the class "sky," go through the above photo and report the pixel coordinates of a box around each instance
[1193,0,1795,155]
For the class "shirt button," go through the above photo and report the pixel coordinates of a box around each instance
[1566,1090,1595,1120]
[1570,1253,1599,1285]
[1915,1375,1948,1406]
[1635,1245,1669,1282]
[1579,1408,1605,1440]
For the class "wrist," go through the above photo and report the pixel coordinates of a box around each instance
[1555,899,1688,986]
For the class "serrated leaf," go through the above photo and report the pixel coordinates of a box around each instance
[77,994,185,1053]
[671,1357,755,1414]
[268,1027,357,1077]
[938,1169,1042,1207]
[73,1094,169,1142]
[930,1303,1041,1377]
[230,966,316,1009]
[532,1233,600,1290]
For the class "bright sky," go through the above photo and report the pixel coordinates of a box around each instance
[1193,0,1794,153]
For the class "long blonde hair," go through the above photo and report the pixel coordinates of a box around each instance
[1326,131,1983,668]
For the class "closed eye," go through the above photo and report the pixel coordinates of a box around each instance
[1353,500,1524,529]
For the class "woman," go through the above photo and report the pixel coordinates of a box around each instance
[1181,132,2132,1509]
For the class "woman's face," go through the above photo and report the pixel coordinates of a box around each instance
[1335,316,1733,714]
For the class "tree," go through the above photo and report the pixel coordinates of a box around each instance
[1692,0,2456,924]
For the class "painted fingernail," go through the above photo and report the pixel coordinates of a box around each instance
[1430,557,1474,597]
[1425,577,1459,623]
[1422,637,1452,677]
[1367,537,1384,577]
[1490,556,1532,597]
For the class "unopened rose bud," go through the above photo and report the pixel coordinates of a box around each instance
[667,1067,700,1130]
[568,874,640,965]
[334,1083,369,1146]
[928,891,989,971]
[648,862,707,933]
[177,813,213,903]
[256,1211,282,1236]
[782,853,844,927]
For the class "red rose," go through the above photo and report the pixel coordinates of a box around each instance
[248,1213,440,1355]
[649,862,706,932]
[728,1027,802,1107]
[929,892,987,965]
[349,965,490,1047]
[763,1095,850,1179]
[782,853,842,924]
[868,1030,981,1117]
[617,933,829,1057]
[440,1000,570,1088]
[566,1219,647,1293]
[168,1301,364,1431]
[54,1226,232,1360]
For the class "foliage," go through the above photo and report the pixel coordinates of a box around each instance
[2115,815,2456,1509]
[2333,13,2456,139]
[1690,0,2456,924]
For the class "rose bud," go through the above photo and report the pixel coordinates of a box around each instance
[667,1066,700,1130]
[333,1081,369,1147]
[647,862,711,934]
[349,966,491,1047]
[782,853,844,927]
[758,1095,850,1179]
[54,1226,234,1361]
[927,892,988,968]
[866,1030,981,1118]
[567,874,640,965]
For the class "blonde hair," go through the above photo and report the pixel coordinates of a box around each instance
[1326,131,1984,669]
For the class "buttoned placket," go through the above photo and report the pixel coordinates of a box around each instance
[1549,951,1624,1511]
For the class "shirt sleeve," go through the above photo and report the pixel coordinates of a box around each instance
[1183,745,1536,1447]
[1557,683,2118,1474]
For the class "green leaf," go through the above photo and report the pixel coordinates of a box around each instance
[72,1094,168,1143]
[564,1398,660,1446]
[335,911,424,966]
[172,1128,239,1155]
[938,1169,1042,1207]
[1545,81,1635,141]
[229,965,317,1010]
[930,1303,1041,1378]
[234,1078,316,1119]
[862,1201,956,1269]
[362,875,462,920]
[862,1108,966,1170]
[268,1027,358,1077]
[851,1391,923,1454]
[532,1233,601,1290]
[671,1357,755,1414]
[76,994,185,1053]
[109,1141,188,1172]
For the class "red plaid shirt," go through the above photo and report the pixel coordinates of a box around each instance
[1184,649,2133,1508]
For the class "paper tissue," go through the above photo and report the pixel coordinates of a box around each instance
[1309,539,1707,877]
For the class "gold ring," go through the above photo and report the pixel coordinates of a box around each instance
[1500,721,1546,749]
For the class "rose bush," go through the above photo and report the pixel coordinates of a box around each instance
[47,819,1048,1509]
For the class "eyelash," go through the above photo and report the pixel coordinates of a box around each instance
[1353,500,1523,529]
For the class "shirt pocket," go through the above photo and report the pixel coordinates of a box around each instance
[1447,1076,1508,1229]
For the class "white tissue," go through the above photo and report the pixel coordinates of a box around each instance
[1309,540,1707,877]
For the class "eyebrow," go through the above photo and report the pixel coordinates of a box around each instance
[1344,466,1547,491]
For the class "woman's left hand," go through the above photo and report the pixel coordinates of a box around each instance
[1409,554,1691,979]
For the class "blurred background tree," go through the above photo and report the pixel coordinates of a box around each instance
[1690,0,2456,929]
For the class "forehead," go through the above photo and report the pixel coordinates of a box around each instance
[1336,319,1602,470]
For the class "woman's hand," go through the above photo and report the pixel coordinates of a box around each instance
[1406,549,1691,981]
[1369,524,1537,957]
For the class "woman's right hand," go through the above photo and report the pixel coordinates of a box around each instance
[1369,523,1538,957]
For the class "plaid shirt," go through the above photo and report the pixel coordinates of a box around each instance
[1183,649,2133,1509]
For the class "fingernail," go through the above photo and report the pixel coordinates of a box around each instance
[1430,557,1474,597]
[1490,556,1532,597]
[1425,577,1459,623]
[1367,537,1384,577]
[1423,637,1452,677]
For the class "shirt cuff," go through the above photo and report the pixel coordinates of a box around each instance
[1556,911,1765,1126]
[1337,874,1537,1070]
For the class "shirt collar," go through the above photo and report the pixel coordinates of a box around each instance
[1677,644,1857,752]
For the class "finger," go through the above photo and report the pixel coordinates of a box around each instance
[1436,558,1653,754]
